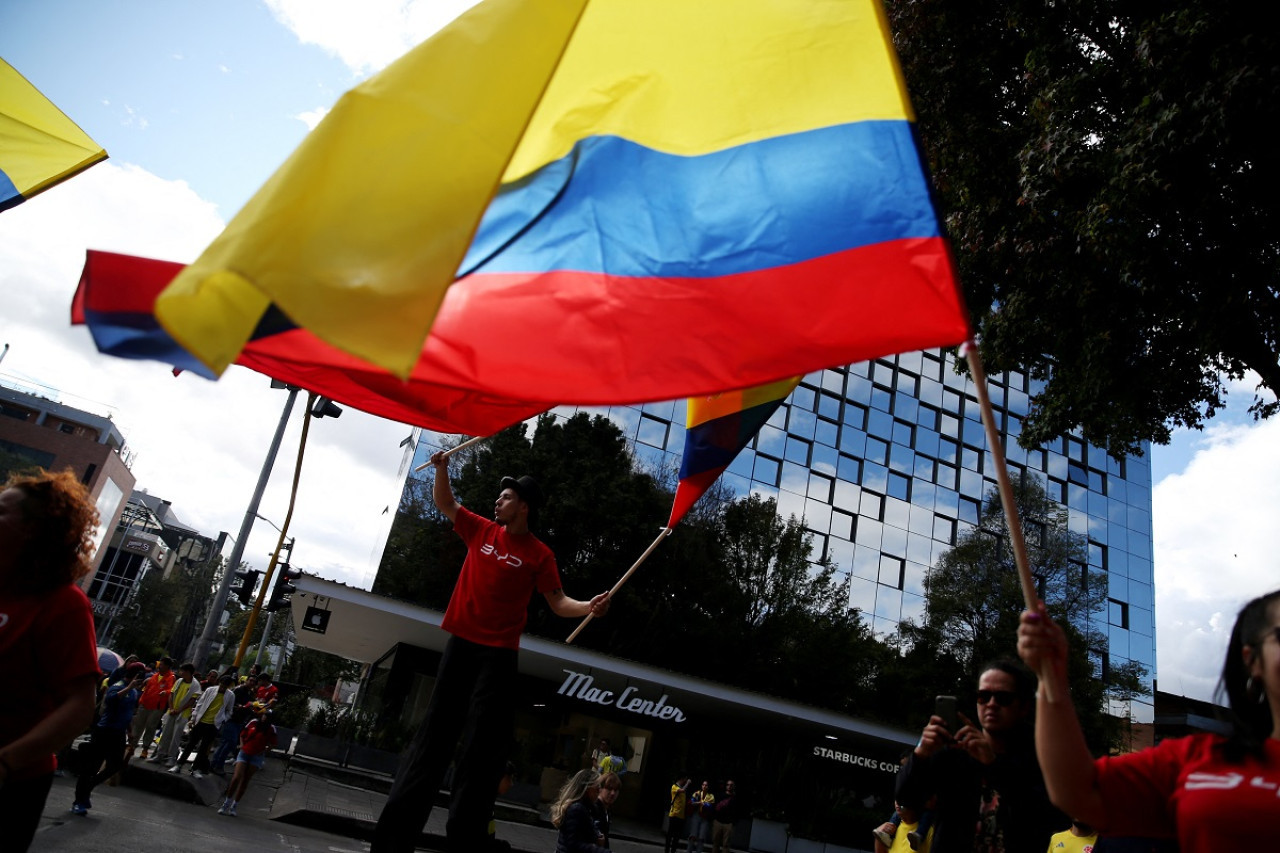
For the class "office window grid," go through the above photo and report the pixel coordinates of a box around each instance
[555,349,1156,724]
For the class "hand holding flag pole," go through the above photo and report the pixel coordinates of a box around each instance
[961,339,1056,703]
[412,433,489,472]
[566,527,672,644]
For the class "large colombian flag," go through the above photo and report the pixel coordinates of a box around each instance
[75,0,970,434]
[1,58,107,212]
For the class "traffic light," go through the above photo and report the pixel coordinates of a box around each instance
[230,569,261,606]
[265,565,303,613]
[310,396,343,419]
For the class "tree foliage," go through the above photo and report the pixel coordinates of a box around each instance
[925,478,1097,666]
[112,555,221,662]
[915,478,1148,751]
[373,413,885,712]
[888,0,1280,456]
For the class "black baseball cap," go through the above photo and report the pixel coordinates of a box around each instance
[500,475,545,510]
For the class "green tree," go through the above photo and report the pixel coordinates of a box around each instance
[219,599,289,666]
[914,477,1147,751]
[369,415,891,715]
[112,555,221,660]
[700,494,885,713]
[887,0,1280,456]
[924,478,1097,667]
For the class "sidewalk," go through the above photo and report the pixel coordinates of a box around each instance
[118,755,667,853]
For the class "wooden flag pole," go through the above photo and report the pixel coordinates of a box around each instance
[566,527,673,645]
[412,433,489,472]
[962,340,1055,701]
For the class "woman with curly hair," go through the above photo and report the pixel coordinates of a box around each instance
[551,769,608,853]
[0,468,102,850]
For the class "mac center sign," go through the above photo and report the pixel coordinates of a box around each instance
[556,669,687,722]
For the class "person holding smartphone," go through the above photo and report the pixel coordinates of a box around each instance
[72,661,147,815]
[893,660,1068,852]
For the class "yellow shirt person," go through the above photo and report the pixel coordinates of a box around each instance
[1047,823,1097,853]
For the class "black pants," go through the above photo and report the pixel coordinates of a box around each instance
[665,816,687,853]
[4,772,53,851]
[177,722,219,772]
[373,636,517,853]
[74,726,127,804]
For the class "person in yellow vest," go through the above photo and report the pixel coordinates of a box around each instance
[169,674,233,778]
[1047,820,1097,853]
[873,802,934,853]
[147,662,201,766]
[687,780,715,853]
[666,774,691,853]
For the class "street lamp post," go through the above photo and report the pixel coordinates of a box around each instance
[188,385,299,669]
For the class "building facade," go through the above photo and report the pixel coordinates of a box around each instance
[88,490,228,648]
[0,382,136,574]
[586,349,1156,726]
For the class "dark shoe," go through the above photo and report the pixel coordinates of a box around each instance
[907,830,923,850]
[70,802,88,816]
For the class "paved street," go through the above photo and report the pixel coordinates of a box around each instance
[35,767,355,853]
[32,757,666,853]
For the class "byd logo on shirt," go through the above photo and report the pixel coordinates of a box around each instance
[480,544,523,568]
[1185,772,1280,796]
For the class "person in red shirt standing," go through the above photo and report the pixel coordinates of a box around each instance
[372,452,612,853]
[255,671,279,709]
[130,656,175,759]
[1018,588,1280,851]
[218,708,278,817]
[0,469,101,852]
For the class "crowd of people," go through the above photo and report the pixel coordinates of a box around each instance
[5,462,1278,853]
[663,775,745,853]
[72,656,282,817]
[0,469,282,850]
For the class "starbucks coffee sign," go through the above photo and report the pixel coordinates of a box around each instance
[557,669,686,722]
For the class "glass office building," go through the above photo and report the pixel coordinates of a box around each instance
[557,348,1157,727]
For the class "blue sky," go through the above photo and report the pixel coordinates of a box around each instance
[3,0,1276,704]
[1,0,352,215]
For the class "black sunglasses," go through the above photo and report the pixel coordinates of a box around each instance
[975,689,1018,707]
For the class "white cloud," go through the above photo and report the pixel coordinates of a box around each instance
[1152,416,1280,702]
[296,106,330,131]
[263,0,482,74]
[0,162,411,591]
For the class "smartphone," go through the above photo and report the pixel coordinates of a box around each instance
[934,695,958,732]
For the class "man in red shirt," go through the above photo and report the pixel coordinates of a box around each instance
[254,672,279,709]
[372,453,611,853]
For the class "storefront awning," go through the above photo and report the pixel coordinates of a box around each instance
[290,574,916,747]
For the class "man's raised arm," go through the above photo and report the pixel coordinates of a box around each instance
[429,451,460,522]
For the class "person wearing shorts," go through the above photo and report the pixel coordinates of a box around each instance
[217,709,277,817]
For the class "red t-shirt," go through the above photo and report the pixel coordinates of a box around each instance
[239,719,278,756]
[0,584,99,778]
[1094,732,1280,851]
[256,684,279,705]
[440,506,562,649]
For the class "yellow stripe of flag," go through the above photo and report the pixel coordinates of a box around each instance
[686,376,804,430]
[153,0,588,378]
[0,58,106,203]
[506,0,912,181]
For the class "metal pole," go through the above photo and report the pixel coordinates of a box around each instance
[274,628,291,678]
[189,386,299,669]
[252,610,275,668]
